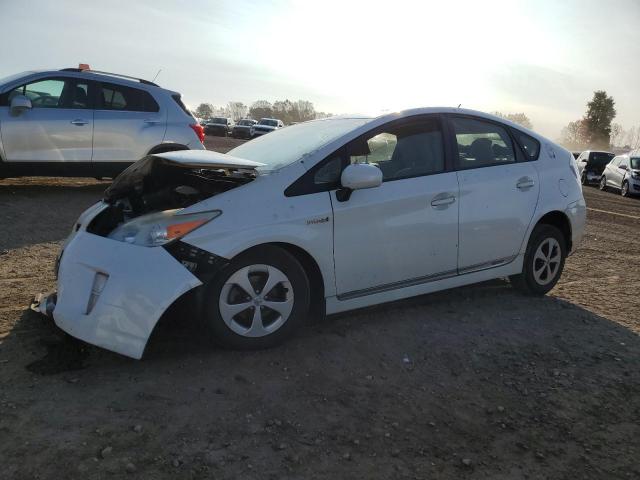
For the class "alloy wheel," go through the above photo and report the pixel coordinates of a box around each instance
[532,238,561,286]
[219,264,294,338]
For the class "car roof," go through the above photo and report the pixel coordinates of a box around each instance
[0,69,177,95]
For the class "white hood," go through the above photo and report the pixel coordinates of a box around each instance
[153,150,266,169]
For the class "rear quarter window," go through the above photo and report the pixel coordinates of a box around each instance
[511,129,540,161]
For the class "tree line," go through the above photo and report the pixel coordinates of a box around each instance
[194,100,332,124]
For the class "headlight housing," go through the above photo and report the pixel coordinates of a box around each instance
[108,210,221,247]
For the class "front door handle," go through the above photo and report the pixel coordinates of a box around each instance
[70,119,88,126]
[516,177,535,190]
[431,195,456,208]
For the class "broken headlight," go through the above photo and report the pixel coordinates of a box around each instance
[108,210,221,247]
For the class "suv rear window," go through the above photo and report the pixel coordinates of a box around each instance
[171,94,194,117]
[589,152,614,165]
[98,82,159,112]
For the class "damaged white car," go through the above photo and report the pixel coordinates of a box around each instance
[34,108,586,359]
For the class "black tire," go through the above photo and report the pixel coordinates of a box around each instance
[580,172,587,185]
[509,224,567,296]
[621,181,630,197]
[599,175,608,191]
[201,245,310,350]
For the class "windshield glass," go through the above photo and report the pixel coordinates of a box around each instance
[589,152,614,165]
[237,119,254,126]
[211,117,227,124]
[259,119,278,127]
[631,158,640,170]
[228,117,371,171]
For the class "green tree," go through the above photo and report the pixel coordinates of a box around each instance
[584,90,616,149]
[491,111,533,129]
[195,103,214,119]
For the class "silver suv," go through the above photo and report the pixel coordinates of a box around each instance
[0,68,205,178]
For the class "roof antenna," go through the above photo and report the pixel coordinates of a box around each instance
[152,69,162,83]
[457,103,462,108]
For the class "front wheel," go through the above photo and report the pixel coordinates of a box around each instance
[581,172,587,185]
[621,181,630,197]
[599,176,608,191]
[510,224,567,296]
[201,246,310,349]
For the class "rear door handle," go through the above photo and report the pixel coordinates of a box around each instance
[144,119,162,125]
[516,177,535,190]
[431,195,456,208]
[70,119,88,126]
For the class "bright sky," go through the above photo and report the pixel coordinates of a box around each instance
[1,0,638,138]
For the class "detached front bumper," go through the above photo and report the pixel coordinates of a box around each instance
[565,198,587,255]
[51,232,202,359]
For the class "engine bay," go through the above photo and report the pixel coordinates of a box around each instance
[88,155,255,237]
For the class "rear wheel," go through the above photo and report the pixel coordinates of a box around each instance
[581,172,587,185]
[599,175,608,191]
[201,246,310,349]
[621,181,630,197]
[510,224,566,296]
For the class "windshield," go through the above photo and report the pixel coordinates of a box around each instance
[237,119,254,126]
[631,158,640,170]
[589,152,614,165]
[228,117,371,171]
[210,117,227,124]
[259,119,278,127]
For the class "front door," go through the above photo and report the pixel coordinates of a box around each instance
[331,115,459,297]
[449,115,540,272]
[0,77,93,162]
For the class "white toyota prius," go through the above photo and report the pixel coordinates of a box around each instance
[36,108,586,359]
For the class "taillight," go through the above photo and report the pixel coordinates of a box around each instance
[189,124,205,143]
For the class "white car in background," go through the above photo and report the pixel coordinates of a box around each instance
[600,154,640,196]
[35,108,586,359]
[251,117,284,137]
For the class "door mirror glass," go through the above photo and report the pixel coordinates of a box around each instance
[341,163,383,190]
[10,94,32,115]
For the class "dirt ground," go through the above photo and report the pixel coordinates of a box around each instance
[1,137,639,479]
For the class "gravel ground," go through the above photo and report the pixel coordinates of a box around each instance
[1,138,639,479]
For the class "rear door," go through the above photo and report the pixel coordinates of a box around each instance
[0,77,93,162]
[92,81,166,163]
[448,115,540,273]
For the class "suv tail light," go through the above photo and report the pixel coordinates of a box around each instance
[189,124,205,144]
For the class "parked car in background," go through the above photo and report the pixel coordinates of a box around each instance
[0,68,205,178]
[35,108,586,359]
[204,117,234,137]
[576,150,614,185]
[232,118,257,139]
[251,117,284,137]
[600,154,640,196]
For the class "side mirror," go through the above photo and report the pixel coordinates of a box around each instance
[337,163,382,201]
[619,164,628,171]
[10,95,32,115]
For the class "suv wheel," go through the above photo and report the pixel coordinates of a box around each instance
[599,176,608,191]
[621,181,630,197]
[510,224,566,296]
[580,172,587,185]
[201,246,310,349]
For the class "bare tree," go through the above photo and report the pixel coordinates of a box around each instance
[609,123,625,148]
[249,100,273,121]
[560,119,589,150]
[491,111,533,129]
[227,102,248,121]
[195,103,214,120]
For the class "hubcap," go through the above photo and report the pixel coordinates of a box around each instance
[532,238,561,286]
[219,264,294,338]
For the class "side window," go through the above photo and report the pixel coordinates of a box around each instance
[345,118,445,181]
[4,78,89,109]
[611,157,621,167]
[452,117,516,169]
[99,83,159,112]
[512,130,540,161]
